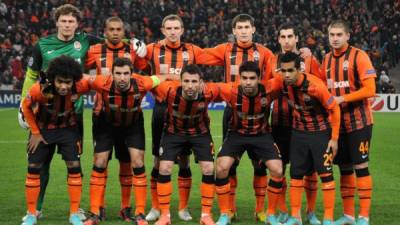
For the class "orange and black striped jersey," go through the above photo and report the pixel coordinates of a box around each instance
[153,81,221,136]
[22,81,91,134]
[90,74,155,127]
[86,41,148,75]
[145,41,212,75]
[218,80,281,135]
[204,42,274,82]
[322,45,376,133]
[270,53,323,127]
[281,73,338,137]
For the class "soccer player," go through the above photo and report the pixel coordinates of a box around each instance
[143,14,215,222]
[275,52,340,225]
[18,5,146,221]
[269,23,323,225]
[322,20,376,225]
[85,16,148,221]
[204,14,274,221]
[214,61,283,225]
[83,58,169,225]
[152,65,218,225]
[20,55,90,225]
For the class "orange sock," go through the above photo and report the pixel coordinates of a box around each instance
[229,175,237,212]
[216,178,231,214]
[201,175,215,214]
[89,168,106,215]
[340,171,356,217]
[150,168,159,210]
[253,175,267,213]
[119,162,132,209]
[304,172,318,213]
[25,172,40,214]
[278,176,288,213]
[266,176,283,215]
[178,168,192,210]
[100,168,108,209]
[320,173,335,220]
[68,171,82,214]
[289,178,304,218]
[133,167,147,215]
[157,175,172,215]
[356,168,372,218]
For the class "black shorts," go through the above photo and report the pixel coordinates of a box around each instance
[289,129,333,177]
[334,125,373,165]
[151,101,191,157]
[272,126,292,164]
[218,132,281,163]
[93,113,145,163]
[159,132,214,162]
[28,127,82,164]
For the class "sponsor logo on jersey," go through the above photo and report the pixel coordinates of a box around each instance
[74,41,82,51]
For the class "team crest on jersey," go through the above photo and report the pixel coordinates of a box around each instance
[343,60,349,71]
[182,51,189,61]
[74,41,82,51]
[198,102,205,109]
[253,50,260,61]
[303,93,311,102]
[124,52,132,60]
[159,146,164,156]
[260,97,268,106]
[300,61,306,72]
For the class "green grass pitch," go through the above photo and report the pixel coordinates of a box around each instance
[0,108,399,224]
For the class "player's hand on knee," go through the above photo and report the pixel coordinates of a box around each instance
[18,105,29,129]
[131,38,147,58]
[28,134,48,153]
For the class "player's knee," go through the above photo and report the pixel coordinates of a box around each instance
[131,158,144,168]
[267,161,283,178]
[200,162,214,176]
[159,161,173,175]
[28,163,42,170]
[66,160,80,169]
[354,162,368,170]
[216,164,230,178]
[94,154,108,168]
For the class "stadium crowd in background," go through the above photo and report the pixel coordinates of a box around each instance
[0,0,399,91]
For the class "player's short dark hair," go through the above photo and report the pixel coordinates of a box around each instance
[328,19,350,33]
[279,52,301,69]
[239,61,260,77]
[46,55,82,82]
[112,57,133,73]
[232,14,255,28]
[162,14,184,28]
[105,16,124,28]
[278,23,298,37]
[180,64,203,79]
[54,4,81,22]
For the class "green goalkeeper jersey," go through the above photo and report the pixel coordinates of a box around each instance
[21,32,101,114]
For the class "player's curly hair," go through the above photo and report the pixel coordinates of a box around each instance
[46,55,83,83]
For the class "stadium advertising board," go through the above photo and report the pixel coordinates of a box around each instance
[1,90,397,112]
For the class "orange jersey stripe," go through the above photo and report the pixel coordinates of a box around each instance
[323,46,376,133]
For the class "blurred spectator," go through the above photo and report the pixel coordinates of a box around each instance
[0,0,399,89]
